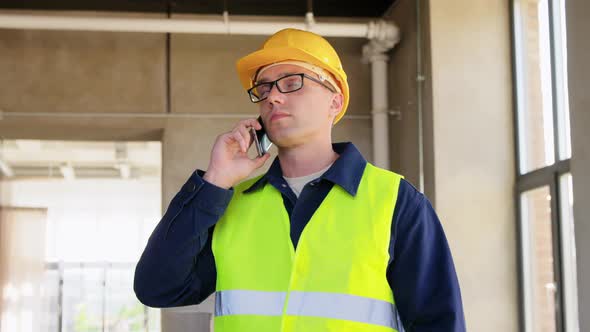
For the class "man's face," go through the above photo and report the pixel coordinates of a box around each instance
[255,64,343,148]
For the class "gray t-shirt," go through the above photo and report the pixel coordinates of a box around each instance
[283,163,333,198]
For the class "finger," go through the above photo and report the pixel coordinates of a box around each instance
[238,127,253,152]
[232,131,248,153]
[231,121,250,136]
[238,118,262,130]
[237,125,254,147]
[221,132,239,148]
[251,152,271,168]
[253,118,263,130]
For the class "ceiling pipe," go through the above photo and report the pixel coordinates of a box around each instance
[0,10,401,169]
[0,11,395,39]
[363,23,401,170]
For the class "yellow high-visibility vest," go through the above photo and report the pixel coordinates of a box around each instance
[212,163,403,332]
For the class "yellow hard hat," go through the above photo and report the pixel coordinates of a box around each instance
[236,28,350,124]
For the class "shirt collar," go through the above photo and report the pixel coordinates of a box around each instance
[243,142,367,196]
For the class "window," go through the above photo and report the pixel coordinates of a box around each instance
[0,140,162,332]
[512,0,577,331]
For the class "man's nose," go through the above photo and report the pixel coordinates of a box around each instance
[267,83,285,104]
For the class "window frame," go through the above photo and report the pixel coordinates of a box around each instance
[43,261,157,332]
[510,0,576,331]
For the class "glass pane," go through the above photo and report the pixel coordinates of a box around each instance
[105,266,149,332]
[521,186,557,331]
[514,0,556,173]
[40,267,60,331]
[552,0,572,160]
[559,174,579,332]
[62,266,104,332]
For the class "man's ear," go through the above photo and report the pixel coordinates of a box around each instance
[329,93,344,118]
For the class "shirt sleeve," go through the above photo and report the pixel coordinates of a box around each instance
[133,170,233,308]
[388,179,466,331]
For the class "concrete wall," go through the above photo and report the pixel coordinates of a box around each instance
[384,0,420,186]
[567,0,590,330]
[0,27,168,141]
[0,26,374,331]
[384,0,436,201]
[428,1,518,331]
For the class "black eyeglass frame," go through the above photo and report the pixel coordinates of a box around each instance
[247,73,336,103]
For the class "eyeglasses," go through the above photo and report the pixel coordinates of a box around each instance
[247,73,336,103]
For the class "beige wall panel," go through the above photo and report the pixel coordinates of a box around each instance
[170,34,265,114]
[429,0,517,331]
[0,29,166,113]
[328,37,372,116]
[332,118,373,161]
[162,117,239,205]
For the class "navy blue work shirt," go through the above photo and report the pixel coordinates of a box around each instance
[134,142,466,332]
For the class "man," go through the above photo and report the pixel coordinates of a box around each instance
[134,28,465,332]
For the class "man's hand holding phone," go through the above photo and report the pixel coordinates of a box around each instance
[203,117,271,189]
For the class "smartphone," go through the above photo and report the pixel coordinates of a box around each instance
[250,116,273,157]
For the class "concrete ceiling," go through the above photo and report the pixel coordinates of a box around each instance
[0,0,397,18]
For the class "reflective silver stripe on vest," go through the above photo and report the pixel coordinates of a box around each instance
[215,290,402,330]
[286,291,401,330]
[215,290,286,316]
